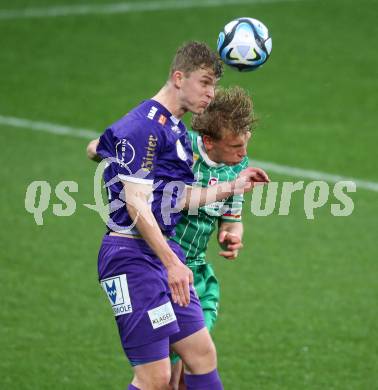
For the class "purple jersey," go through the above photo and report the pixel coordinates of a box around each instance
[97,99,194,237]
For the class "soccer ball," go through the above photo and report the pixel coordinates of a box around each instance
[217,17,272,72]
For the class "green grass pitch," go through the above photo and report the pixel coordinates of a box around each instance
[0,0,377,389]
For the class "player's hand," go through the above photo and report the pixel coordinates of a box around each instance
[218,231,243,260]
[167,260,193,307]
[234,167,270,194]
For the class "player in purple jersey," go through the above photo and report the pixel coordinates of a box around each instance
[87,41,269,390]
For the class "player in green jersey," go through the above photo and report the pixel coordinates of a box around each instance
[170,85,256,389]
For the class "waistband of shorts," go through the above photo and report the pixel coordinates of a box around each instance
[109,231,143,239]
[101,233,171,248]
[108,230,169,239]
[101,234,145,246]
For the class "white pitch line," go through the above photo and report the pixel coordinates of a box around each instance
[0,115,99,139]
[1,114,377,193]
[0,0,301,20]
[250,160,378,192]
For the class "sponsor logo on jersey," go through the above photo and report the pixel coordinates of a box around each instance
[141,134,158,172]
[208,177,218,186]
[147,106,158,120]
[101,274,132,317]
[148,301,176,329]
[158,114,167,125]
[116,138,135,167]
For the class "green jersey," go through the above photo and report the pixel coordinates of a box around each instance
[173,131,248,266]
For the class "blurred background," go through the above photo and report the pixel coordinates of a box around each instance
[0,0,377,388]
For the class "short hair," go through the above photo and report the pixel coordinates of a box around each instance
[169,41,224,79]
[191,86,256,140]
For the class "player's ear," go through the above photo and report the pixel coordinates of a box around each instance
[172,70,184,88]
[202,135,215,151]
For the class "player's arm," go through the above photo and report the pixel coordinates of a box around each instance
[86,138,101,161]
[122,180,193,307]
[182,166,269,210]
[218,221,244,260]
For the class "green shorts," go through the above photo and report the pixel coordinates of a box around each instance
[170,263,219,364]
[190,263,220,331]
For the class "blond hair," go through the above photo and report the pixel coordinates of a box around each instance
[191,86,255,140]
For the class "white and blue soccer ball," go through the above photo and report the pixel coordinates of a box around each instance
[217,17,272,72]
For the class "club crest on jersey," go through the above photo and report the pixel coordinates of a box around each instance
[171,125,181,134]
[208,177,218,186]
[116,138,135,167]
[101,274,132,317]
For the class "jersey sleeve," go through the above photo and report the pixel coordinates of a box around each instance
[97,120,162,185]
[96,127,114,160]
[220,194,244,222]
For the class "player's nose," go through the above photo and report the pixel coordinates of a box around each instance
[206,86,215,100]
[239,146,247,158]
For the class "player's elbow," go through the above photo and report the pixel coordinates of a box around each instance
[86,140,96,160]
[126,199,155,227]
